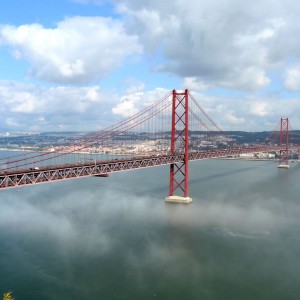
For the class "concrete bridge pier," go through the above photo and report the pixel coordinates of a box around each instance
[165,195,192,204]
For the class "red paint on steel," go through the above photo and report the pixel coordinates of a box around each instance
[168,89,190,198]
[1,145,298,190]
[184,89,189,197]
[169,90,176,196]
[279,117,289,166]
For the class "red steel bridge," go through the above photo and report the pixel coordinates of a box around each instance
[0,90,297,202]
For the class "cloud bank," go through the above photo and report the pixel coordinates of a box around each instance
[0,16,141,84]
[0,81,299,131]
[114,0,300,90]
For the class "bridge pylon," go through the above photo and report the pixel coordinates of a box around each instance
[278,117,289,169]
[165,89,192,204]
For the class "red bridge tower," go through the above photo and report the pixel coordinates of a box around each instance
[165,89,192,203]
[278,117,289,169]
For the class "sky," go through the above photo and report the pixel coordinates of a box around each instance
[0,0,300,132]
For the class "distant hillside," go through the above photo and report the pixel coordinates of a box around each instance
[192,130,300,145]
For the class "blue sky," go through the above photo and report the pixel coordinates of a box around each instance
[0,0,116,25]
[0,0,300,131]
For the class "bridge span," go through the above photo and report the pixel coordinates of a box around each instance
[0,145,296,190]
[0,90,297,203]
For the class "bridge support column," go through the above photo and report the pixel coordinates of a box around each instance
[165,89,192,204]
[278,117,289,169]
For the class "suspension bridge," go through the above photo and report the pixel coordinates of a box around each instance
[0,89,297,203]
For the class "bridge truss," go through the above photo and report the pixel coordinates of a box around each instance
[0,145,296,190]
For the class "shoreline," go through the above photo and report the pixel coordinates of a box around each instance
[0,149,298,163]
[0,148,146,157]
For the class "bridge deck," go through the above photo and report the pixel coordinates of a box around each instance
[0,146,296,189]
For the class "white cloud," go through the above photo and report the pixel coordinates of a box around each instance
[112,96,140,117]
[0,81,172,132]
[225,114,245,125]
[0,17,142,84]
[0,82,104,114]
[250,102,269,117]
[219,67,271,90]
[190,92,300,131]
[112,85,170,118]
[1,0,300,94]
[0,81,120,131]
[112,83,145,118]
[0,80,298,133]
[284,67,300,91]
[105,0,300,91]
[183,77,210,91]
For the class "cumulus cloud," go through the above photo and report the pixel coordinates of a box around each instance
[183,77,210,91]
[1,0,300,94]
[112,85,145,117]
[0,81,119,131]
[0,16,141,84]
[112,85,169,118]
[225,114,245,125]
[190,92,300,130]
[284,66,300,91]
[0,81,173,131]
[1,80,299,132]
[250,102,269,117]
[111,85,300,131]
[107,0,300,90]
[112,96,139,117]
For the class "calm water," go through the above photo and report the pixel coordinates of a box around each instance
[1,153,300,299]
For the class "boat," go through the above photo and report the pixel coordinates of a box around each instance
[278,164,289,169]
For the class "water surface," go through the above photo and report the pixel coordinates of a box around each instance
[1,155,300,299]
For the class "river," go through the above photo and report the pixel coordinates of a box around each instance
[1,153,300,299]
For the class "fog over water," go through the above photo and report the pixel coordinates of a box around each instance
[1,154,300,299]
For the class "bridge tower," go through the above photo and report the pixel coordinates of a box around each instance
[278,117,289,169]
[165,89,192,203]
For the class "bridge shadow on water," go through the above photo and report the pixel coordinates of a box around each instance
[134,161,269,197]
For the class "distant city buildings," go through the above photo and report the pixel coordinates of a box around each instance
[0,130,299,160]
